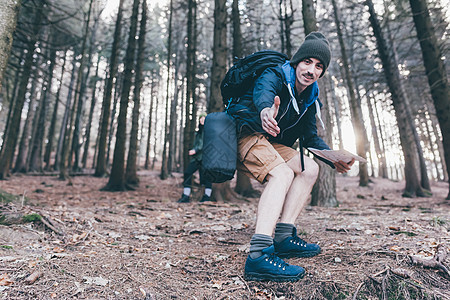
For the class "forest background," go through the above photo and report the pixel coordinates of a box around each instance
[0,0,449,298]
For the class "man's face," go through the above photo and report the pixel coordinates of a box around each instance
[295,57,324,92]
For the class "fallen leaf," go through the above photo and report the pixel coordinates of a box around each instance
[211,280,224,289]
[28,260,38,268]
[388,226,400,231]
[0,273,13,286]
[25,271,42,284]
[210,225,228,231]
[390,245,401,252]
[72,232,88,243]
[83,276,109,286]
[108,232,122,239]
[135,235,151,241]
[52,247,65,253]
[391,268,412,278]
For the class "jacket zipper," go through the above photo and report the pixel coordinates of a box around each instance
[279,107,308,140]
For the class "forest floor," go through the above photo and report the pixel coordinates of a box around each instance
[0,171,449,299]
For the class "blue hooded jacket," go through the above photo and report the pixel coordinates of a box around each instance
[227,61,334,168]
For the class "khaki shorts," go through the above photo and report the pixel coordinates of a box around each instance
[237,133,298,183]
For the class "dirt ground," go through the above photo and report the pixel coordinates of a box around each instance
[0,171,449,299]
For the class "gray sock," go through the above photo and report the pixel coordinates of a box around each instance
[249,234,273,259]
[274,223,295,243]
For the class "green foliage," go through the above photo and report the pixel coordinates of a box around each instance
[22,213,42,223]
[0,245,13,250]
[0,189,21,204]
[393,231,417,237]
[431,216,446,225]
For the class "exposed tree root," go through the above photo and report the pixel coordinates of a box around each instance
[409,244,450,277]
[212,182,248,202]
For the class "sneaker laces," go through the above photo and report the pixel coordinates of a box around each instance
[265,253,289,270]
[290,235,307,246]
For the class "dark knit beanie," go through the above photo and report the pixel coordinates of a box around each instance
[290,32,331,77]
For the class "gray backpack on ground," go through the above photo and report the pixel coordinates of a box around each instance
[202,112,237,183]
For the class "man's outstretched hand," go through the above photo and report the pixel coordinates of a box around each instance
[260,96,280,137]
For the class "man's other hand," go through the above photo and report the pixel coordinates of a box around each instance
[334,158,355,173]
[189,149,196,156]
[260,96,281,137]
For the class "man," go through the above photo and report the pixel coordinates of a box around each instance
[177,114,214,203]
[227,32,354,282]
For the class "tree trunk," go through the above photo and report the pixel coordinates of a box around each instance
[330,77,344,151]
[283,0,294,57]
[167,55,180,175]
[301,0,317,34]
[0,52,21,156]
[183,0,197,169]
[13,74,37,173]
[366,0,425,197]
[105,0,140,191]
[332,0,369,186]
[44,52,67,171]
[81,54,100,168]
[0,0,22,93]
[384,16,431,192]
[209,0,240,202]
[144,74,155,170]
[0,0,43,179]
[28,43,57,172]
[234,171,260,198]
[126,0,148,186]
[160,0,174,180]
[366,90,388,178]
[279,0,286,54]
[106,77,121,168]
[94,0,124,177]
[409,0,450,199]
[426,102,448,182]
[208,0,227,113]
[54,57,76,171]
[311,75,337,207]
[71,0,94,173]
[59,58,80,180]
[231,0,243,59]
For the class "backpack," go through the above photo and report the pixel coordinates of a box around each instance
[202,112,237,183]
[220,50,289,108]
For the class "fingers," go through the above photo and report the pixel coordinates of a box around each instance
[260,108,280,137]
[273,96,280,118]
[334,159,353,173]
[260,96,281,137]
[348,158,356,166]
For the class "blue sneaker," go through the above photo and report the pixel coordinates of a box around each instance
[244,245,305,282]
[274,228,321,258]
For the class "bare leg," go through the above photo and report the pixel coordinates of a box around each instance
[279,155,319,224]
[255,163,294,236]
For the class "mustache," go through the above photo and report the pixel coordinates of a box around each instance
[302,72,314,79]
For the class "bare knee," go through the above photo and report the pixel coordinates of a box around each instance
[302,158,319,185]
[267,163,295,188]
[307,160,319,179]
[287,154,319,178]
